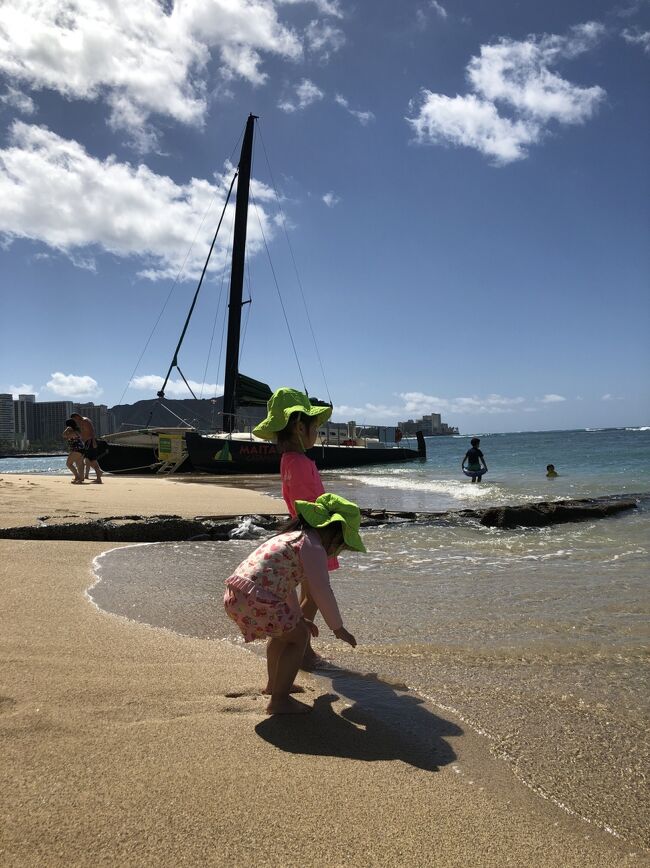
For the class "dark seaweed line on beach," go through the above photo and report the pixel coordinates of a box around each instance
[0,494,644,542]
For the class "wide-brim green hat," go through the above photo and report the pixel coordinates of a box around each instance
[294,493,366,553]
[253,387,332,442]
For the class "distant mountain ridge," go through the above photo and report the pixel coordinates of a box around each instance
[108,397,266,432]
[109,397,224,431]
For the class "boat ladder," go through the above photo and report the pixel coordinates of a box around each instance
[156,455,187,475]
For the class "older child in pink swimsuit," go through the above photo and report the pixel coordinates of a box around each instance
[224,493,365,714]
[253,388,335,670]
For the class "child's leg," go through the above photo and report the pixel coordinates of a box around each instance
[299,583,325,669]
[263,638,304,694]
[266,621,311,714]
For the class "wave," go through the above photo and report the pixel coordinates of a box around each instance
[625,426,650,432]
[338,473,496,501]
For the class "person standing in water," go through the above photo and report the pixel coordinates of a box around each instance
[462,437,488,483]
[253,387,335,671]
[546,464,559,478]
[223,493,364,714]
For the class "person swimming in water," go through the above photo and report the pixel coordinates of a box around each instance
[462,437,488,483]
[546,464,559,478]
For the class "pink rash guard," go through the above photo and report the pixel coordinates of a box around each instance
[280,451,339,571]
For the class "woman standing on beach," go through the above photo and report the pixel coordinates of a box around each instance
[253,387,335,670]
[224,493,363,714]
[62,418,85,484]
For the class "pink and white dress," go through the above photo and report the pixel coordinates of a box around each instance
[223,529,343,643]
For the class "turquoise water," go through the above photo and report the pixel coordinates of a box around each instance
[61,428,650,846]
[320,427,650,512]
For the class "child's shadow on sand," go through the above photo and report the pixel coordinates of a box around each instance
[255,668,461,771]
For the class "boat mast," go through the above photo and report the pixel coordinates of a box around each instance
[222,113,257,433]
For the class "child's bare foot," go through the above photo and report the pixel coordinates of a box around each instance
[266,696,311,715]
[93,478,103,484]
[262,684,305,696]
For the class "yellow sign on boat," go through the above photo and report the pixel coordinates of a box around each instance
[158,433,184,461]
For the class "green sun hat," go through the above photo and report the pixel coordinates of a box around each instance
[253,387,332,442]
[294,493,367,553]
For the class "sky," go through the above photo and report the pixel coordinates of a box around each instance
[0,0,648,433]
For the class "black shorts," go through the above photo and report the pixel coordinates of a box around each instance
[85,441,99,461]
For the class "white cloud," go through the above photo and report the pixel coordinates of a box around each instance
[305,20,345,58]
[44,372,102,400]
[334,391,529,423]
[430,1,448,20]
[322,191,340,207]
[277,0,343,17]
[408,92,539,163]
[539,393,566,403]
[621,27,650,52]
[0,121,277,280]
[601,393,624,401]
[407,22,606,164]
[0,86,35,115]
[0,1,303,148]
[335,94,375,125]
[402,392,526,415]
[9,383,37,399]
[130,375,223,398]
[278,78,324,112]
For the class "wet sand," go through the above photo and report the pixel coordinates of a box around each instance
[0,476,645,865]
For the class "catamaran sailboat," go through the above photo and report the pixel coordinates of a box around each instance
[98,115,425,475]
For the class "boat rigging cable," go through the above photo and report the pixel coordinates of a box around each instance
[199,203,235,400]
[115,126,246,428]
[257,123,332,406]
[250,189,308,398]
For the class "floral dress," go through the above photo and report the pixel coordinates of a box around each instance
[223,530,342,642]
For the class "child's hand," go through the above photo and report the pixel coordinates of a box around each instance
[303,618,319,638]
[333,626,357,647]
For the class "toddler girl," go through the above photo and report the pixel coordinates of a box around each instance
[253,387,335,669]
[224,493,364,714]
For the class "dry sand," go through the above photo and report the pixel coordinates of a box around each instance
[0,473,286,528]
[0,476,645,866]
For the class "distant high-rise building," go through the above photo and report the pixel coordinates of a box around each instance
[0,394,16,441]
[32,401,74,443]
[14,394,36,441]
[398,411,457,436]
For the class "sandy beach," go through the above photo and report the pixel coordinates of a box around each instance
[0,475,644,866]
[0,473,287,528]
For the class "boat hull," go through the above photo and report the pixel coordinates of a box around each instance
[184,431,425,474]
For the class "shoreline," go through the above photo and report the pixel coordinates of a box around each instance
[1,538,642,865]
[1,471,646,863]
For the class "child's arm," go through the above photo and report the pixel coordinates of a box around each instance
[299,533,355,646]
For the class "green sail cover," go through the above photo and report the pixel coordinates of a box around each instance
[236,373,273,406]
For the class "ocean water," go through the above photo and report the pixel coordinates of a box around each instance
[0,455,68,474]
[78,429,650,845]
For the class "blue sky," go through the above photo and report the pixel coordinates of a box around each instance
[0,0,648,432]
